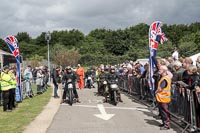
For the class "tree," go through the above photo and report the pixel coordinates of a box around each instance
[28,54,44,67]
[59,29,84,48]
[19,41,39,59]
[88,28,107,40]
[104,30,129,55]
[0,38,10,52]
[16,32,31,43]
[8,22,200,66]
[50,43,80,67]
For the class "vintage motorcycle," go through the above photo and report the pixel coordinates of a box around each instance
[66,79,74,106]
[109,81,119,106]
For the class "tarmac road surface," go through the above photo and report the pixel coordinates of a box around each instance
[47,88,181,133]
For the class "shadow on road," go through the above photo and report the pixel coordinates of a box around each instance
[139,110,183,133]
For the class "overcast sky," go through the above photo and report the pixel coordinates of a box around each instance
[0,0,199,38]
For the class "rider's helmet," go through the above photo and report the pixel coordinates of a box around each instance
[104,65,109,71]
[66,66,72,73]
[100,66,104,72]
[110,66,115,73]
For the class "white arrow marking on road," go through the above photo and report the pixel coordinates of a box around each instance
[94,104,115,121]
[88,99,92,103]
[62,104,150,112]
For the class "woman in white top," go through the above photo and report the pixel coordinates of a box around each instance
[36,69,44,94]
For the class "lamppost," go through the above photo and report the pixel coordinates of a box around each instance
[45,31,51,82]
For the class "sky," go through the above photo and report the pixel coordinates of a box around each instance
[0,0,200,38]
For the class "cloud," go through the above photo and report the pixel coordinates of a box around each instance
[0,0,199,38]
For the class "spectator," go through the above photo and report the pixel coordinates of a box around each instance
[52,67,60,98]
[172,60,185,82]
[172,47,179,60]
[36,69,44,94]
[135,63,145,78]
[182,65,199,126]
[196,55,200,68]
[8,65,17,109]
[1,66,12,112]
[23,65,33,98]
[155,65,171,130]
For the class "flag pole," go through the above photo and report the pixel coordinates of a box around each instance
[148,24,156,109]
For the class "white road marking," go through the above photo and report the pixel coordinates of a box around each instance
[94,104,115,120]
[88,99,92,103]
[61,104,150,112]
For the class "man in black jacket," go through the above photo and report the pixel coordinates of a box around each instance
[52,67,60,98]
[61,66,80,104]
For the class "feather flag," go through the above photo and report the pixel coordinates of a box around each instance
[4,35,22,102]
[148,21,167,95]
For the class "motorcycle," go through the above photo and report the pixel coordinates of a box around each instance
[99,80,107,96]
[66,79,74,106]
[109,81,119,106]
[86,75,94,89]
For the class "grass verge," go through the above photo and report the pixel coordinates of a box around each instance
[0,85,52,133]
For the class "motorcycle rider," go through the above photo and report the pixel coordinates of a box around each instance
[85,68,95,88]
[104,66,123,102]
[61,66,80,104]
[97,67,108,96]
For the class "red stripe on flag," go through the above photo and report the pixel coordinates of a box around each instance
[151,22,156,31]
[10,36,15,42]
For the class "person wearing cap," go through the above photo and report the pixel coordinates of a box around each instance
[76,64,85,89]
[0,66,13,112]
[155,65,172,130]
[8,65,17,109]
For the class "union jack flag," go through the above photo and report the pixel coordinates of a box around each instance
[148,21,167,94]
[4,35,20,57]
[4,35,22,102]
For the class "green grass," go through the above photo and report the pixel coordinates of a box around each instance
[0,85,52,133]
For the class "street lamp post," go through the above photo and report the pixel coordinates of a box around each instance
[45,31,51,82]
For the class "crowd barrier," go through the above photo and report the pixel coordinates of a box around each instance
[118,75,200,132]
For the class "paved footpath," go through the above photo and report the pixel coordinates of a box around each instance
[23,85,62,133]
[46,88,181,133]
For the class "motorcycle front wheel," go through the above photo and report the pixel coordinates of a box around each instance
[68,89,73,106]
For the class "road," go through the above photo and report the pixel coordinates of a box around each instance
[47,88,181,133]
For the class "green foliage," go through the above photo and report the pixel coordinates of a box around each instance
[16,32,31,43]
[35,32,46,46]
[6,22,200,66]
[157,41,174,58]
[59,29,84,48]
[20,41,40,59]
[0,38,10,52]
[104,30,129,55]
[50,43,80,67]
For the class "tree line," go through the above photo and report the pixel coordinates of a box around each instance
[0,22,200,67]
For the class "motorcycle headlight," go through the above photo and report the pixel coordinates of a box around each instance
[110,84,118,88]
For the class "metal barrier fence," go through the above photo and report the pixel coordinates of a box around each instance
[21,77,48,99]
[118,75,200,132]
